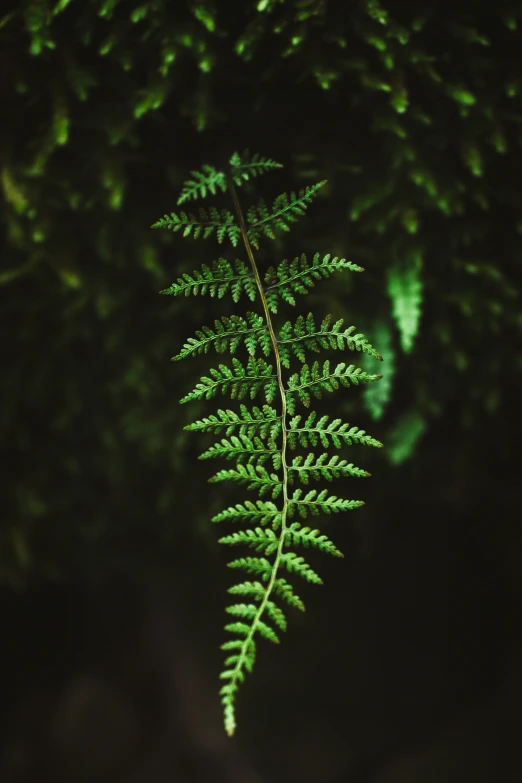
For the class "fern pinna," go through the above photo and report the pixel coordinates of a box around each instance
[153,151,383,736]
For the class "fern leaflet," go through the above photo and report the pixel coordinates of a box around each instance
[160,258,257,301]
[286,360,382,414]
[264,252,364,312]
[177,164,227,205]
[246,181,327,247]
[287,412,383,449]
[152,206,241,245]
[176,151,284,205]
[387,248,424,353]
[278,313,382,366]
[185,404,281,439]
[229,149,284,182]
[180,357,277,404]
[212,500,282,526]
[174,313,270,360]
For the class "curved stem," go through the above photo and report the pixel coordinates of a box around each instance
[223,175,290,736]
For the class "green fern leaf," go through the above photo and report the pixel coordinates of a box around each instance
[272,578,305,612]
[221,621,253,638]
[180,357,276,404]
[278,313,383,367]
[212,500,282,526]
[225,608,280,645]
[286,360,383,414]
[226,603,259,619]
[185,405,281,439]
[152,206,241,245]
[209,464,283,499]
[174,313,269,360]
[227,581,266,598]
[227,556,274,578]
[160,258,257,301]
[265,600,288,631]
[284,522,343,557]
[288,488,365,518]
[287,412,383,449]
[157,152,384,736]
[363,319,396,420]
[200,434,279,466]
[280,552,323,584]
[219,528,279,555]
[177,164,227,205]
[264,253,364,312]
[387,248,423,353]
[289,453,371,484]
[225,610,280,645]
[229,149,283,184]
[386,410,426,465]
[220,618,279,648]
[254,620,280,644]
[245,181,326,247]
[221,637,254,651]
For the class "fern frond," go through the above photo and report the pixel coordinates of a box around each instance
[363,319,396,420]
[272,578,305,612]
[219,528,279,555]
[160,258,257,301]
[289,453,371,484]
[209,464,283,499]
[387,250,424,353]
[174,313,270,360]
[199,434,280,468]
[278,313,383,366]
[220,629,257,735]
[264,253,364,312]
[227,556,274,578]
[227,580,267,598]
[185,404,281,439]
[246,181,326,247]
[280,552,322,584]
[264,601,288,631]
[212,500,282,526]
[227,618,279,644]
[158,152,384,737]
[177,164,227,205]
[229,149,283,184]
[387,410,426,466]
[284,522,343,557]
[180,357,277,404]
[225,585,288,634]
[223,618,277,644]
[226,607,284,643]
[152,207,241,245]
[288,488,365,518]
[286,360,383,414]
[287,412,383,449]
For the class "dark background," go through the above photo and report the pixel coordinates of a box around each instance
[0,1,521,781]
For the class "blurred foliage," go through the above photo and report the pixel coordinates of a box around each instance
[0,0,521,584]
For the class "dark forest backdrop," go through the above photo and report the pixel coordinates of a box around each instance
[0,1,521,781]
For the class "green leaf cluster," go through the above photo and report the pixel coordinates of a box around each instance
[153,172,326,250]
